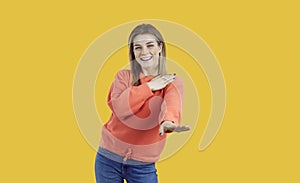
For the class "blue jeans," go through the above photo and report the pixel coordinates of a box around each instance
[95,152,158,183]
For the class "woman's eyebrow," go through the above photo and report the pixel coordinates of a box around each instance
[133,43,141,47]
[146,41,155,44]
[133,40,156,46]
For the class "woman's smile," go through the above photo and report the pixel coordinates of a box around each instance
[133,34,162,75]
[140,56,153,61]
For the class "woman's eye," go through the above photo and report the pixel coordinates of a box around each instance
[134,47,141,50]
[147,45,154,48]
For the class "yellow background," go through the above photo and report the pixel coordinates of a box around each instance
[1,0,299,182]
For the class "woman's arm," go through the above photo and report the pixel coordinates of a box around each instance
[107,70,154,120]
[160,77,184,125]
[159,77,190,135]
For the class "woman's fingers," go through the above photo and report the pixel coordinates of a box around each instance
[148,73,176,91]
[151,74,163,81]
[162,73,176,80]
[159,121,176,136]
[159,121,190,136]
[159,124,164,136]
[161,73,176,85]
[150,74,172,83]
[174,125,191,132]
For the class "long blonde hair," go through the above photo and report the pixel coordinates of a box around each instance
[128,24,167,86]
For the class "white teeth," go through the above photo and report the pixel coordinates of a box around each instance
[140,56,152,61]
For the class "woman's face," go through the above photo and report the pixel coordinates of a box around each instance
[133,34,162,73]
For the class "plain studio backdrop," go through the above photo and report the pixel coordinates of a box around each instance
[1,0,299,182]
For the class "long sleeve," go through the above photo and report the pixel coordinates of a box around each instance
[159,77,184,125]
[107,70,154,120]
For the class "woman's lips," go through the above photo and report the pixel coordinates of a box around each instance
[140,56,153,61]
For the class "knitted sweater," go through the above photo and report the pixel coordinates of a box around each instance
[100,69,184,162]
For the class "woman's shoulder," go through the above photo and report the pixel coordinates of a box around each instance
[116,69,131,75]
[114,69,132,82]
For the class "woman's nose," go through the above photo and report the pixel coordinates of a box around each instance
[141,47,149,55]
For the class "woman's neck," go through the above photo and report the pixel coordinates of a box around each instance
[142,69,158,76]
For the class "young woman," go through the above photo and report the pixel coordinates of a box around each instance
[95,24,190,183]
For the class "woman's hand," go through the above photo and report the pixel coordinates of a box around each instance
[159,120,190,136]
[147,73,176,91]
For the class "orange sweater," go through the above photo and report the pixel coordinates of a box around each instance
[100,69,184,162]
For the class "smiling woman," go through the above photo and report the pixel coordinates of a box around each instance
[94,24,190,183]
[132,34,162,76]
[128,24,167,86]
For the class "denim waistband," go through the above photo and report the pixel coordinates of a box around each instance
[97,147,154,166]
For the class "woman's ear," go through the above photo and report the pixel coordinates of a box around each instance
[159,43,163,53]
